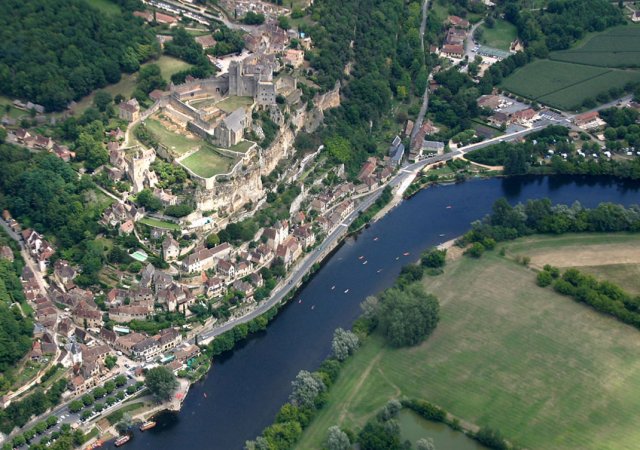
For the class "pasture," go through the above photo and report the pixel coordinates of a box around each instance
[180,146,236,178]
[295,234,640,450]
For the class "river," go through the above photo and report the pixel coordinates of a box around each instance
[116,175,640,450]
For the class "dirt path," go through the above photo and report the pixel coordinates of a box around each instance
[338,352,383,424]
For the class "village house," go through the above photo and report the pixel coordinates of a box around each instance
[53,259,77,290]
[447,15,470,29]
[357,157,378,182]
[510,108,537,126]
[283,49,305,68]
[488,111,510,126]
[442,44,464,59]
[153,188,179,206]
[162,235,180,261]
[388,135,405,167]
[72,305,103,329]
[181,243,232,273]
[132,337,160,361]
[205,276,226,298]
[114,332,146,356]
[573,111,604,130]
[156,327,182,353]
[108,303,153,323]
[217,259,236,280]
[293,224,315,249]
[276,236,302,268]
[232,280,254,298]
[119,220,135,235]
[263,220,289,250]
[22,229,55,271]
[118,98,140,122]
[195,34,217,49]
[477,94,501,110]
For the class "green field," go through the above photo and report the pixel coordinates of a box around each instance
[215,96,254,113]
[0,96,27,120]
[296,234,640,450]
[229,140,255,153]
[501,59,640,110]
[138,217,181,231]
[83,0,121,15]
[551,25,640,68]
[180,146,236,178]
[479,20,517,51]
[143,118,202,155]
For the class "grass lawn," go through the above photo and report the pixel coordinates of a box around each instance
[143,118,202,155]
[551,25,640,68]
[138,217,181,231]
[229,140,255,153]
[216,96,254,113]
[479,20,517,51]
[180,146,236,178]
[296,234,640,450]
[83,0,121,15]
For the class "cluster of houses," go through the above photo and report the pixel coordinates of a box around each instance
[7,128,76,162]
[220,0,290,23]
[435,16,470,60]
[477,94,540,128]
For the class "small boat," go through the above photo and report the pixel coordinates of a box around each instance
[439,234,445,237]
[298,299,302,304]
[344,289,350,294]
[358,256,364,260]
[140,421,156,432]
[403,252,410,256]
[203,392,207,398]
[377,269,383,273]
[363,260,368,265]
[373,237,379,241]
[446,205,453,209]
[87,440,103,449]
[331,285,335,290]
[395,257,400,260]
[311,305,315,310]
[115,436,130,447]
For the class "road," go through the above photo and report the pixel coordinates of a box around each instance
[410,0,431,148]
[463,20,484,66]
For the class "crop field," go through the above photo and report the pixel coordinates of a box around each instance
[180,146,236,178]
[296,234,640,450]
[551,26,640,68]
[501,59,640,110]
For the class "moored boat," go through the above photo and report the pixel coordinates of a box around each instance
[114,435,130,447]
[140,421,157,431]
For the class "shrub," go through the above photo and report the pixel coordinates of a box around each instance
[536,270,553,287]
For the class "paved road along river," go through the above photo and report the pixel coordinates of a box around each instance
[114,175,640,450]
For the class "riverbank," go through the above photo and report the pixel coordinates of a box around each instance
[119,176,640,450]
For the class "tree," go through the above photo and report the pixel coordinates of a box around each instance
[465,242,485,258]
[93,91,112,112]
[289,370,325,408]
[0,127,6,144]
[378,283,440,347]
[145,366,179,402]
[105,354,117,370]
[278,15,291,30]
[242,11,265,25]
[46,415,58,428]
[115,413,133,434]
[69,400,83,413]
[416,438,436,450]
[205,233,220,248]
[421,248,446,268]
[331,328,359,361]
[326,425,351,450]
[536,270,553,287]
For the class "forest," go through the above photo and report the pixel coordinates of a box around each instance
[0,144,108,286]
[0,0,158,111]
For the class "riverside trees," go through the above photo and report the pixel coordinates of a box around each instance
[145,366,178,402]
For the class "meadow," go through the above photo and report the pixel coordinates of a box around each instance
[295,233,640,450]
[143,118,201,155]
[478,20,517,51]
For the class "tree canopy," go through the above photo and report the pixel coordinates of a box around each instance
[145,366,179,402]
[0,0,158,111]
